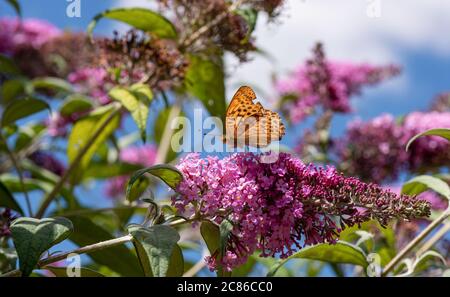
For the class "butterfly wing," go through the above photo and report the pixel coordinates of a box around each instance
[225,86,264,146]
[225,86,285,148]
[244,109,286,147]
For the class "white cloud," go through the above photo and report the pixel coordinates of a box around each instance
[113,0,450,101]
[226,0,450,101]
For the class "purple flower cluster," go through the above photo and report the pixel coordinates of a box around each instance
[28,151,66,176]
[0,209,16,239]
[45,113,74,138]
[402,112,450,171]
[173,153,430,271]
[0,17,60,55]
[104,145,157,199]
[336,112,450,183]
[275,43,400,123]
[44,68,112,137]
[68,67,111,105]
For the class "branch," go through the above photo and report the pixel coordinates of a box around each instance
[154,103,181,164]
[382,208,450,276]
[35,105,122,218]
[181,0,245,49]
[0,133,33,216]
[0,217,193,277]
[415,220,450,257]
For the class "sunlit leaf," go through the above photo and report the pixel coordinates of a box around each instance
[1,97,50,127]
[185,55,226,120]
[109,84,152,142]
[88,7,177,39]
[126,164,183,199]
[413,250,447,275]
[406,128,450,152]
[59,95,93,117]
[31,77,74,93]
[402,175,450,200]
[67,105,120,184]
[267,242,369,277]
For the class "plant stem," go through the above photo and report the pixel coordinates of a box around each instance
[38,235,133,267]
[0,133,33,216]
[382,208,450,276]
[0,216,195,277]
[415,220,450,257]
[154,103,181,164]
[181,0,245,48]
[35,105,121,219]
[183,256,207,277]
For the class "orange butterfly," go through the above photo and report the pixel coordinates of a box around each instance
[223,86,285,148]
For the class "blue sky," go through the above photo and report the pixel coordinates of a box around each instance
[1,0,450,276]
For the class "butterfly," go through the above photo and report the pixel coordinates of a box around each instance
[223,86,285,148]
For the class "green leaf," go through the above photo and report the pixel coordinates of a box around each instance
[59,95,93,117]
[232,254,256,277]
[219,219,233,257]
[166,244,184,277]
[10,217,74,277]
[235,9,258,39]
[109,84,152,142]
[88,7,177,39]
[200,221,231,277]
[5,0,21,16]
[126,164,183,199]
[67,105,120,184]
[68,216,142,276]
[0,54,20,76]
[406,128,450,151]
[0,174,53,193]
[1,97,50,127]
[31,77,74,93]
[83,162,142,180]
[0,180,23,215]
[185,55,226,119]
[1,79,26,104]
[267,242,369,277]
[43,266,105,277]
[128,224,180,277]
[402,175,450,200]
[413,251,447,274]
[0,247,17,273]
[14,123,45,151]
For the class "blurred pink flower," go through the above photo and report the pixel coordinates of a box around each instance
[0,17,60,55]
[275,43,400,123]
[335,112,450,183]
[68,67,111,105]
[104,145,157,199]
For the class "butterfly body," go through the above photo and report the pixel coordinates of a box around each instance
[223,86,285,148]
